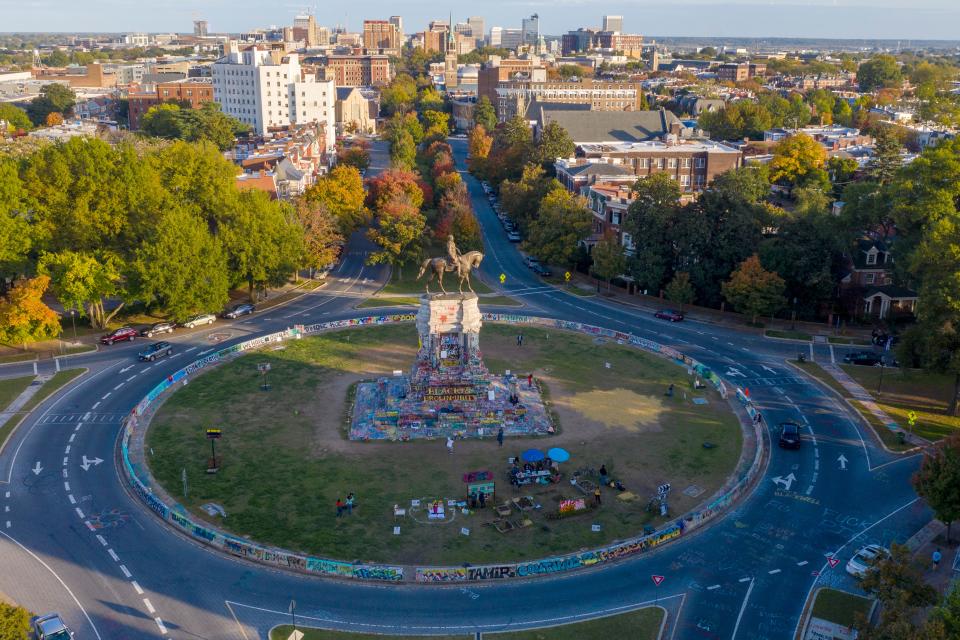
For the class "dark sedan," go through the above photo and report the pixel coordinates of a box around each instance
[778,422,801,449]
[654,309,684,322]
[224,303,255,319]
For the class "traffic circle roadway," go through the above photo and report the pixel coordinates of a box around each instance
[0,143,929,640]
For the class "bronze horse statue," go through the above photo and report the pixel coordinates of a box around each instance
[417,251,484,294]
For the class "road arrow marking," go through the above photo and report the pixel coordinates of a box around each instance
[761,365,777,374]
[80,456,104,471]
[771,473,797,491]
[31,461,43,476]
[725,367,746,378]
[837,454,848,470]
[119,365,134,373]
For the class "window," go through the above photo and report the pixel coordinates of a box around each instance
[865,272,876,284]
[866,251,877,265]
[682,158,691,168]
[638,158,648,169]
[668,158,677,169]
[611,212,621,225]
[695,157,706,168]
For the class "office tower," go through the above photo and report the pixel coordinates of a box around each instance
[521,14,539,45]
[193,20,209,37]
[602,15,624,32]
[467,16,485,41]
[389,16,403,36]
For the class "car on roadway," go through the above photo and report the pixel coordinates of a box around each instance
[224,303,255,319]
[842,351,885,366]
[532,263,553,277]
[524,255,539,268]
[32,613,74,639]
[181,313,216,329]
[778,422,802,449]
[141,321,175,338]
[100,326,138,345]
[138,341,173,362]
[846,544,889,578]
[654,309,684,322]
[507,231,521,242]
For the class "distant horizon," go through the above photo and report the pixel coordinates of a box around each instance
[4,2,960,42]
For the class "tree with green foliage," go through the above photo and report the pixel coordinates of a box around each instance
[722,255,786,324]
[590,230,626,289]
[140,103,248,151]
[473,96,497,131]
[525,185,592,267]
[913,435,960,541]
[366,195,426,276]
[0,275,61,346]
[417,86,445,112]
[769,133,829,191]
[422,110,450,139]
[622,173,682,294]
[698,100,774,140]
[0,158,32,280]
[38,250,125,329]
[305,165,369,234]
[294,199,343,276]
[499,164,554,233]
[129,207,230,320]
[26,83,76,125]
[389,129,416,169]
[0,103,31,131]
[857,54,903,92]
[0,601,31,640]
[665,271,695,312]
[869,125,904,185]
[380,73,418,116]
[531,122,575,168]
[827,156,859,197]
[339,141,371,171]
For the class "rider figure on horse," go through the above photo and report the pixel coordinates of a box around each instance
[446,235,462,279]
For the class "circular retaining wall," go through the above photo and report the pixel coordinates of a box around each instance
[120,313,767,583]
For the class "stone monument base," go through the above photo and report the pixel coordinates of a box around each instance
[348,294,553,441]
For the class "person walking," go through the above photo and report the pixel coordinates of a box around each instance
[346,493,355,515]
[335,497,345,518]
[527,373,533,388]
[933,548,943,571]
[594,487,602,506]
[478,491,486,509]
[446,436,454,454]
[496,427,504,447]
[517,333,523,347]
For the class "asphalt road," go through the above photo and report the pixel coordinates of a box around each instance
[0,139,928,640]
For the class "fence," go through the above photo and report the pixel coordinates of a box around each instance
[120,312,764,583]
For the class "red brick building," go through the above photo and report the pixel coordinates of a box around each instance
[324,55,393,87]
[127,78,214,130]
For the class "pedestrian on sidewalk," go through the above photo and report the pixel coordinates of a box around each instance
[496,427,504,447]
[446,436,454,454]
[335,497,345,518]
[933,548,942,571]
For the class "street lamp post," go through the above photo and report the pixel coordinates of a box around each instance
[877,361,885,399]
[791,297,798,331]
[70,309,76,340]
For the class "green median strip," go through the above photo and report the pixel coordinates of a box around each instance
[269,607,663,640]
[811,588,874,629]
[765,329,812,341]
[0,369,86,454]
[0,375,35,412]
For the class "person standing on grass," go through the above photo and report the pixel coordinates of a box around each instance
[346,493,355,515]
[335,497,345,518]
[594,487,602,505]
[446,436,454,454]
[517,333,523,347]
[933,548,942,570]
[497,427,504,447]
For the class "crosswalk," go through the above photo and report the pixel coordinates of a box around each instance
[37,412,125,425]
[742,376,810,387]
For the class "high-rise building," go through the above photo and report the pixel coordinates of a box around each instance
[500,28,523,50]
[316,27,331,46]
[489,26,502,48]
[363,20,400,51]
[212,48,335,147]
[521,14,539,45]
[467,16,485,41]
[389,16,403,36]
[602,15,623,32]
[324,54,393,86]
[193,20,209,37]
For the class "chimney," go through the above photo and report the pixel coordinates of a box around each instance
[669,120,682,137]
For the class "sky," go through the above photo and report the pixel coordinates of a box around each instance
[2,0,960,41]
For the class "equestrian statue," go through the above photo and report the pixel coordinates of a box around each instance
[416,235,484,294]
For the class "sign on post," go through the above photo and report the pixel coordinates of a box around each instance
[564,271,571,282]
[499,273,506,284]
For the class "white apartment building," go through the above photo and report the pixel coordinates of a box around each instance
[212,48,335,151]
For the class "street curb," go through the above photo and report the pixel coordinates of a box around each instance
[0,356,38,368]
[796,587,878,640]
[784,360,918,456]
[0,368,89,457]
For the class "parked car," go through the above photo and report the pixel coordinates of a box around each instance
[32,613,73,639]
[224,303,255,319]
[138,341,173,362]
[141,322,175,338]
[100,326,138,345]
[842,351,889,367]
[524,255,540,268]
[182,313,216,329]
[533,263,553,277]
[778,422,801,449]
[507,231,521,242]
[654,309,684,322]
[846,544,889,578]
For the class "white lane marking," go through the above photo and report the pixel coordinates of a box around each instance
[91,401,100,409]
[143,598,156,614]
[732,577,756,639]
[186,347,197,352]
[113,383,123,390]
[68,495,76,505]
[5,521,9,528]
[64,445,70,454]
[119,564,132,578]
[739,577,751,583]
[797,560,808,566]
[84,521,95,531]
[132,581,144,595]
[96,535,108,546]
[155,617,168,635]
[64,482,70,491]
[814,459,820,471]
[707,584,721,590]
[82,411,91,420]
[768,568,781,575]
[107,548,119,562]
[62,457,68,466]
[126,375,136,382]
[0,530,103,638]
[74,507,84,519]
[69,433,75,443]
[4,492,8,498]
[198,349,213,356]
[73,424,81,432]
[62,469,67,479]
[101,392,110,400]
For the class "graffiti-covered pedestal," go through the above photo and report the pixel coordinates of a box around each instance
[349,294,553,441]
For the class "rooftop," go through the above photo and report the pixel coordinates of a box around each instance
[577,138,743,155]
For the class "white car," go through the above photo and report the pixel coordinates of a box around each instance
[182,313,216,329]
[846,544,889,578]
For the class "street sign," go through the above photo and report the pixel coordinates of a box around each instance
[206,428,222,440]
[908,411,918,427]
[651,575,665,586]
[499,273,506,284]
[564,271,571,282]
[827,557,840,568]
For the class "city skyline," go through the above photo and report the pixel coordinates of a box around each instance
[3,1,960,40]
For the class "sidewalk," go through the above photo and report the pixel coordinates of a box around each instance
[906,520,958,596]
[0,374,50,428]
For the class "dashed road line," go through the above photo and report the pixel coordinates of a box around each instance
[84,521,95,531]
[68,495,75,505]
[107,548,119,562]
[132,581,144,595]
[119,564,132,578]
[185,347,197,353]
[707,584,721,590]
[91,402,100,409]
[155,617,168,635]
[739,577,751,583]
[101,392,110,400]
[96,535,108,546]
[126,375,136,382]
[64,482,70,491]
[768,568,781,575]
[143,598,156,614]
[62,457,68,466]
[113,383,123,391]
[64,445,70,454]
[68,433,75,443]
[74,507,85,519]
[797,561,808,566]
